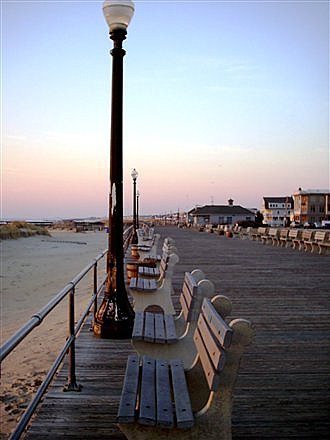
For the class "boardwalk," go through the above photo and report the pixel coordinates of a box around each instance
[24,225,330,439]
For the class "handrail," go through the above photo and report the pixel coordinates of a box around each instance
[0,249,107,362]
[1,226,135,440]
[8,271,108,440]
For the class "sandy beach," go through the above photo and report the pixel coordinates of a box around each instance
[0,230,107,438]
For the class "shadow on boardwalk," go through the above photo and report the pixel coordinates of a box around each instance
[25,225,330,439]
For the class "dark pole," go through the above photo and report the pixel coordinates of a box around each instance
[136,190,140,229]
[131,168,138,244]
[93,25,134,339]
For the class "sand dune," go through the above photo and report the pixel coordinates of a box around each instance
[1,230,107,438]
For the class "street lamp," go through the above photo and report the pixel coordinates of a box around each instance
[131,168,138,244]
[136,190,140,229]
[93,0,135,339]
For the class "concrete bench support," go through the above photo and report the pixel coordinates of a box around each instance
[117,298,254,440]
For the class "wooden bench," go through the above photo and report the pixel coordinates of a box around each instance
[284,228,302,248]
[278,228,289,247]
[269,228,281,245]
[292,229,314,251]
[138,240,178,278]
[132,271,232,368]
[241,226,255,240]
[205,224,214,233]
[135,233,161,259]
[232,225,242,236]
[251,226,268,241]
[304,230,330,254]
[261,227,278,245]
[137,227,158,249]
[129,252,179,314]
[260,227,270,244]
[138,237,176,265]
[132,270,206,346]
[117,298,253,440]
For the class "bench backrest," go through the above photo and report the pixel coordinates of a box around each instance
[179,271,215,325]
[280,229,289,238]
[257,227,268,235]
[269,228,279,237]
[179,272,198,323]
[314,231,328,241]
[193,298,233,391]
[302,230,314,240]
[159,242,178,279]
[288,229,301,239]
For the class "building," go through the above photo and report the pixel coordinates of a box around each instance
[188,199,254,226]
[292,188,330,225]
[262,196,293,227]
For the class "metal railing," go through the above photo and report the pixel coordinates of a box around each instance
[1,224,134,439]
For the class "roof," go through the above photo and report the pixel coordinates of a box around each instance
[188,205,254,216]
[263,197,293,203]
[292,189,330,196]
[263,197,294,209]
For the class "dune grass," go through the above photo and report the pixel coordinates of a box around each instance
[0,221,51,240]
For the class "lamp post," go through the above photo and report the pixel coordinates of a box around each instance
[93,0,135,339]
[131,168,138,244]
[136,190,140,229]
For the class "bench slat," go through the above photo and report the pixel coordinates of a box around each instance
[164,314,178,344]
[179,271,198,323]
[202,298,233,348]
[117,355,140,423]
[170,360,194,429]
[129,277,137,289]
[194,327,220,391]
[137,278,145,290]
[138,357,156,426]
[144,312,155,342]
[148,279,158,291]
[139,266,161,278]
[133,278,157,292]
[179,292,190,323]
[181,273,197,322]
[154,313,166,344]
[132,312,144,341]
[197,313,226,371]
[156,360,174,427]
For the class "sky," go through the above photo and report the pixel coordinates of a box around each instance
[1,0,329,219]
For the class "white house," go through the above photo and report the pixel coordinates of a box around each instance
[261,197,293,227]
[188,200,254,226]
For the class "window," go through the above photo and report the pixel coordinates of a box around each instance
[226,216,232,224]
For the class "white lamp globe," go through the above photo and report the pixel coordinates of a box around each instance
[103,0,135,32]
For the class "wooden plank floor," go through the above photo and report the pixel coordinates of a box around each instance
[24,225,330,439]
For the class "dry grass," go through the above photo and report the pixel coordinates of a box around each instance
[0,222,51,240]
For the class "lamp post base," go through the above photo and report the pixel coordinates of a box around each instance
[93,291,134,339]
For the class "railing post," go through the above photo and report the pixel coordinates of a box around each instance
[63,284,82,392]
